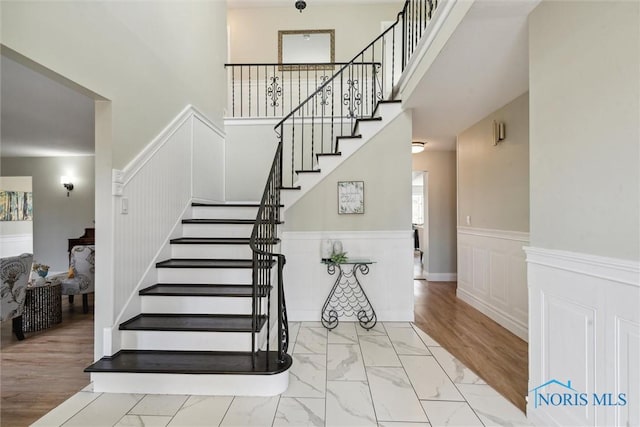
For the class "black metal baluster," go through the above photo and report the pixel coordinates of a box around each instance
[331,77,335,152]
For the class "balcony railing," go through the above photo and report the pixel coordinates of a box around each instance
[225,62,382,119]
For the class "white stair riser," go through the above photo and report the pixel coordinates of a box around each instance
[121,329,266,352]
[157,267,253,284]
[171,244,252,259]
[182,223,253,238]
[192,206,258,220]
[91,371,289,396]
[141,295,252,314]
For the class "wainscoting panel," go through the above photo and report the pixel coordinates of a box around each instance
[526,246,640,427]
[281,230,414,322]
[110,106,226,344]
[457,227,529,341]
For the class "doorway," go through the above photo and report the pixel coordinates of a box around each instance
[412,171,428,279]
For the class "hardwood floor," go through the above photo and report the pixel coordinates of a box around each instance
[413,279,528,412]
[1,295,94,427]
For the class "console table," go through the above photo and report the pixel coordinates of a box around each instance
[320,259,377,330]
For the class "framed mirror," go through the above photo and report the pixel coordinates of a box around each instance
[278,29,335,70]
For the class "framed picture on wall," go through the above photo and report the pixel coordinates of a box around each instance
[337,181,364,214]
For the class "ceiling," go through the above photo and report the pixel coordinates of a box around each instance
[406,0,539,151]
[1,54,95,158]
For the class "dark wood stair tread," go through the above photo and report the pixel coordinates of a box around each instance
[192,202,260,207]
[316,152,342,158]
[295,169,321,174]
[182,219,255,225]
[170,237,280,245]
[140,283,268,297]
[156,259,274,269]
[279,186,301,190]
[120,314,267,332]
[86,350,292,375]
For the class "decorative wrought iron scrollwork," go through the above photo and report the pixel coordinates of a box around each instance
[321,262,377,330]
[267,76,282,107]
[318,75,333,107]
[343,79,362,119]
[373,64,384,101]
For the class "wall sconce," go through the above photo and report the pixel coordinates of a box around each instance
[60,176,74,197]
[493,120,506,145]
[412,141,426,154]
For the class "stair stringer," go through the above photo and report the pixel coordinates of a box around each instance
[281,101,403,211]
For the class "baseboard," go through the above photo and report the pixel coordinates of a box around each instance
[425,272,457,282]
[457,288,528,341]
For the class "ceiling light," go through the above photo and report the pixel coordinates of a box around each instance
[412,141,426,154]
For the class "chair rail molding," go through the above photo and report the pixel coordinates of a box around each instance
[525,246,639,427]
[457,226,530,341]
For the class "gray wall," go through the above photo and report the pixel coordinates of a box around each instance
[285,111,412,231]
[1,156,95,271]
[529,1,639,261]
[457,92,529,232]
[412,151,457,274]
[2,1,228,169]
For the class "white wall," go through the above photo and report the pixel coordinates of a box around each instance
[412,150,457,278]
[228,3,402,63]
[528,1,639,425]
[108,107,225,356]
[1,157,94,271]
[1,1,228,169]
[0,176,33,257]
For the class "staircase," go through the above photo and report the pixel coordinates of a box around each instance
[88,0,439,396]
[282,100,403,208]
[87,203,292,396]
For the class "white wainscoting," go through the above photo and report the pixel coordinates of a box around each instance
[0,234,33,258]
[457,227,529,341]
[108,106,225,354]
[526,247,639,427]
[281,230,414,322]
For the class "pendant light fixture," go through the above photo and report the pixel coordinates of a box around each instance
[295,0,307,13]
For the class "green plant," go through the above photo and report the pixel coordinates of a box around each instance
[330,251,348,264]
[32,263,50,272]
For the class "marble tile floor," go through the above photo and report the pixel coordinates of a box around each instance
[32,322,532,427]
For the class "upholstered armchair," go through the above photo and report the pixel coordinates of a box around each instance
[1,253,34,340]
[54,245,95,314]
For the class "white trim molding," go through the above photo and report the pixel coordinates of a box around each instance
[525,246,639,287]
[113,105,225,191]
[526,246,639,427]
[457,227,530,341]
[425,272,457,282]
